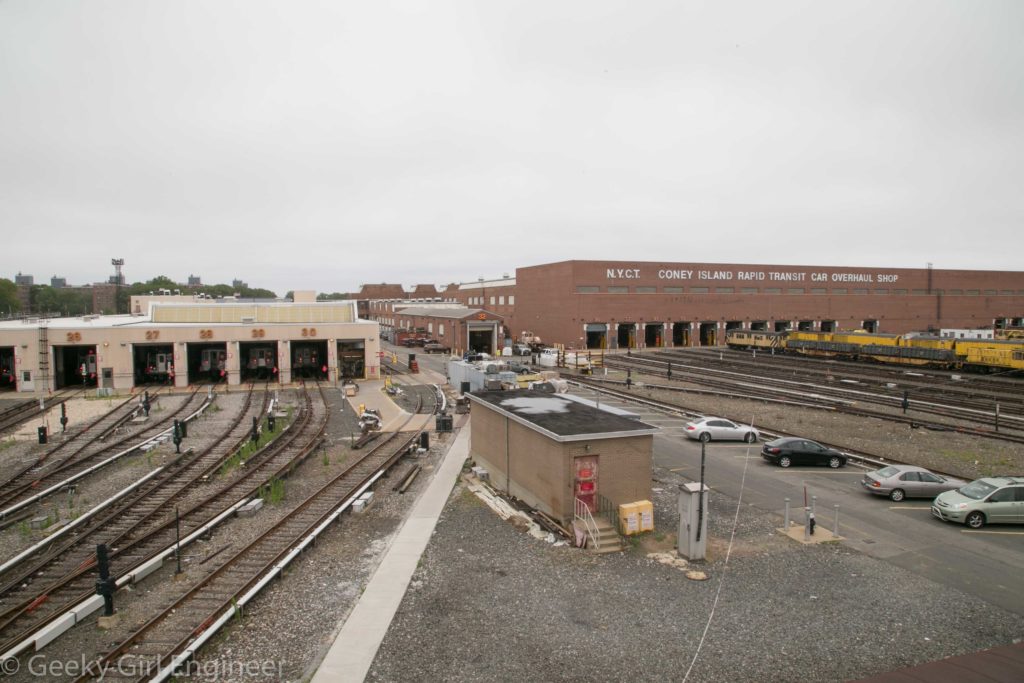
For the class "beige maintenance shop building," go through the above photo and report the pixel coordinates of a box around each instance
[0,299,380,393]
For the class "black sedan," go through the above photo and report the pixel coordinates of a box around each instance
[761,437,847,469]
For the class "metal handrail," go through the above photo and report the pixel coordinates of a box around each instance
[596,494,618,531]
[574,497,600,550]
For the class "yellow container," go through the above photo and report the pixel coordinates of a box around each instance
[635,500,654,532]
[618,502,640,536]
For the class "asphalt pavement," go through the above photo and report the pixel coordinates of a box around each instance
[587,386,1024,617]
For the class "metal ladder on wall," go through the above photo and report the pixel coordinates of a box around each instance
[37,323,49,391]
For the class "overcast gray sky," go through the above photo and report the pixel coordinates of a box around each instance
[2,1,1021,296]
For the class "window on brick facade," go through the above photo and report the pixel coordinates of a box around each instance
[608,286,629,293]
[690,287,709,294]
[576,286,599,293]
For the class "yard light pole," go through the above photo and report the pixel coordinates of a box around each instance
[696,440,707,542]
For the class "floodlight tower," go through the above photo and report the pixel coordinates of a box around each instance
[111,258,125,313]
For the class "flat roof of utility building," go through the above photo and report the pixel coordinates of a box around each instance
[466,390,659,442]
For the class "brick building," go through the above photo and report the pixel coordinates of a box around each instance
[466,390,658,526]
[509,260,1024,350]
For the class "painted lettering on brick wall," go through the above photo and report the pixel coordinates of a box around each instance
[606,268,900,283]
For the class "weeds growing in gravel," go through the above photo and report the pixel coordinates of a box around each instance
[260,478,286,504]
[0,437,16,451]
[220,451,245,477]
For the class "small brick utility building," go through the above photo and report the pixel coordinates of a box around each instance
[466,390,658,526]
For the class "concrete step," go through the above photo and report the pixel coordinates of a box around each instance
[590,539,623,554]
[590,519,623,553]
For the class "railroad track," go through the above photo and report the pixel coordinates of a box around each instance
[0,389,85,434]
[73,388,428,682]
[0,385,265,595]
[0,391,155,503]
[0,389,203,514]
[601,356,1024,443]
[0,384,325,662]
[567,376,1020,475]
[670,347,1024,411]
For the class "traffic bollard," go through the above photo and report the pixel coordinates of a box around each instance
[811,495,817,516]
[833,504,840,536]
[784,498,790,529]
[804,507,810,541]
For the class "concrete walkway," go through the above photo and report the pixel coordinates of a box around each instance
[311,422,470,683]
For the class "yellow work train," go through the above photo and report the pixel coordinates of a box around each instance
[725,329,1024,372]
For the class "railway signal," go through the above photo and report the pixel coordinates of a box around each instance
[173,420,183,453]
[60,403,68,433]
[95,544,116,616]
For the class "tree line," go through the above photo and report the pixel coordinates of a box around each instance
[0,277,280,317]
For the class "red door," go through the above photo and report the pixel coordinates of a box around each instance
[574,456,599,512]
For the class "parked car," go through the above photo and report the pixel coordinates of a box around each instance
[861,465,966,502]
[931,476,1024,528]
[684,417,759,443]
[423,342,450,354]
[512,343,532,356]
[761,437,847,468]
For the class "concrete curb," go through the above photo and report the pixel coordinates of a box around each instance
[311,424,470,683]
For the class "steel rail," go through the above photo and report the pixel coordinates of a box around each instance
[601,357,1024,441]
[0,385,325,662]
[0,388,203,513]
[566,377,980,477]
[0,385,262,596]
[74,389,428,682]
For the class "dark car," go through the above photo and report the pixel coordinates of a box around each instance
[761,437,847,469]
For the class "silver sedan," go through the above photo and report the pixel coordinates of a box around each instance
[861,465,966,502]
[684,417,759,443]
